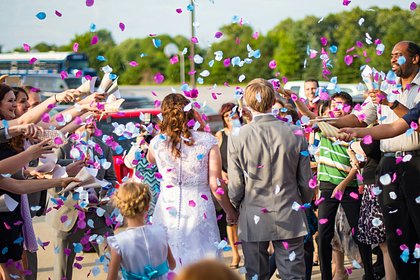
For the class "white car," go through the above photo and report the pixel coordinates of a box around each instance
[283,80,365,104]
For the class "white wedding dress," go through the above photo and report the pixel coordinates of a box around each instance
[150,131,221,271]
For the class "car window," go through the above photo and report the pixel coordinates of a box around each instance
[290,86,300,93]
[97,115,159,151]
[120,97,154,110]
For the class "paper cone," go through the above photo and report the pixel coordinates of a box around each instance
[361,65,374,91]
[105,98,125,112]
[99,73,113,93]
[59,167,98,194]
[107,77,119,95]
[77,80,92,96]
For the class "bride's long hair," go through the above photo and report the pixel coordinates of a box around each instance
[160,93,195,158]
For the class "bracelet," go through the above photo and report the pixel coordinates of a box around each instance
[389,100,399,110]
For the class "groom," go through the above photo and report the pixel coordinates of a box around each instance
[227,78,313,280]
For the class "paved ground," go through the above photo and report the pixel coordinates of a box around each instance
[33,216,366,280]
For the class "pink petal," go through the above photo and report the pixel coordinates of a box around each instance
[85,0,94,7]
[223,58,231,67]
[41,113,50,123]
[188,200,196,207]
[410,2,417,10]
[54,137,63,145]
[55,10,62,17]
[73,43,79,52]
[344,55,353,66]
[29,57,37,65]
[191,37,198,44]
[176,8,182,13]
[170,55,179,64]
[349,192,359,200]
[60,71,68,80]
[268,60,277,69]
[153,72,165,84]
[216,187,224,195]
[75,70,82,78]
[129,61,138,67]
[23,43,31,52]
[362,135,373,145]
[282,241,289,249]
[214,31,223,38]
[91,35,98,45]
[396,229,403,236]
[315,197,325,206]
[201,194,208,200]
[119,22,125,32]
[320,37,328,46]
[309,177,317,189]
[319,218,328,224]
[252,32,259,40]
[60,215,68,223]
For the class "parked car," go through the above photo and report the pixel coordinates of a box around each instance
[120,95,155,110]
[283,80,365,104]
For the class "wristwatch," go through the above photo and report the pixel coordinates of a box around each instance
[389,100,399,110]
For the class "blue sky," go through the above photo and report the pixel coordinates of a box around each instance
[0,0,415,52]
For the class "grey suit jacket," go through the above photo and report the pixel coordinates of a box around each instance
[227,114,313,242]
[46,137,117,232]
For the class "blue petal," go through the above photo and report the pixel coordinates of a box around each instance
[36,12,47,20]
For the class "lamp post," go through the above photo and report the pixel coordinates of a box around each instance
[164,43,185,85]
[190,0,196,88]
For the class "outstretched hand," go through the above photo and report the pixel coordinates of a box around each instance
[337,127,361,142]
[26,138,54,159]
[14,123,44,139]
[56,89,81,103]
[60,177,81,188]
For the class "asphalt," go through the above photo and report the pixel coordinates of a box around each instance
[33,216,366,280]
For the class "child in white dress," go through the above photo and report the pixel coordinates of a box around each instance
[107,181,176,280]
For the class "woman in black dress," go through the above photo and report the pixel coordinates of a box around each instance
[215,103,243,268]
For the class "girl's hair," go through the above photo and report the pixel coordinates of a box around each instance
[159,93,194,158]
[12,87,29,99]
[113,181,151,218]
[176,260,241,280]
[219,102,242,128]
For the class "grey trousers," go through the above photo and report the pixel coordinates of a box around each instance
[25,250,38,280]
[242,237,305,280]
[53,213,113,280]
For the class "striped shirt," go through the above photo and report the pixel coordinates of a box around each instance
[317,135,358,188]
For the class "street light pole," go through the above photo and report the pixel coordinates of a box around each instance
[190,0,196,88]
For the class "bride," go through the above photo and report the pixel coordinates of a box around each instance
[147,93,238,271]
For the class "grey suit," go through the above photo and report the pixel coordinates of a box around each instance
[228,114,313,280]
[46,137,117,280]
